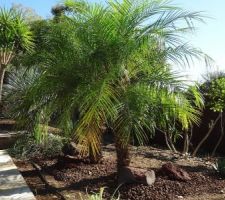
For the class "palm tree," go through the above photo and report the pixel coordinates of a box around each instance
[15,0,211,176]
[66,0,209,164]
[0,7,34,110]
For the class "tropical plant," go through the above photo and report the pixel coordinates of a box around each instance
[157,85,204,154]
[181,85,204,155]
[14,0,211,177]
[0,7,34,111]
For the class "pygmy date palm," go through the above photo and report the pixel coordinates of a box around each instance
[16,0,210,175]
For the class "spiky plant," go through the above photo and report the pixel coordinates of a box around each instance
[2,68,39,119]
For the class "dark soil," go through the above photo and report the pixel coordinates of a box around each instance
[14,146,225,200]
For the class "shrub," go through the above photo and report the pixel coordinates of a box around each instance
[8,133,66,159]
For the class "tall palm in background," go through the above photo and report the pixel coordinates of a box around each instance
[13,0,210,175]
[0,7,34,111]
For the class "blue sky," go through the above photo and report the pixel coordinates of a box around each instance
[1,0,225,82]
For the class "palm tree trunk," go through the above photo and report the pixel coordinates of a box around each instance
[115,137,131,172]
[212,112,224,157]
[0,65,6,113]
[192,113,221,157]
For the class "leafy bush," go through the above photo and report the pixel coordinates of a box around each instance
[8,133,66,159]
[202,76,225,112]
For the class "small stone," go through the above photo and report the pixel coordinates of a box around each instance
[118,167,156,185]
[146,170,156,186]
[88,171,92,175]
[177,196,184,199]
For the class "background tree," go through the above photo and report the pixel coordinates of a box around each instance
[193,73,225,156]
[11,3,42,23]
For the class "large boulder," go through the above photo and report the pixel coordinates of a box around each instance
[159,162,191,182]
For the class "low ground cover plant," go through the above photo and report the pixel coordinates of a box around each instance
[8,133,66,159]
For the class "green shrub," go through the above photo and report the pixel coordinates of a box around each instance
[8,133,66,159]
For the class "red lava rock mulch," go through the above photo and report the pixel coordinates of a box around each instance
[14,147,225,200]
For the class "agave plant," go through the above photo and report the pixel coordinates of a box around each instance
[15,0,211,177]
[3,68,40,119]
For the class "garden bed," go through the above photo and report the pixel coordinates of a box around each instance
[13,145,225,200]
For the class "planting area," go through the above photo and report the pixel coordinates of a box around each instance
[14,145,225,200]
[1,0,225,199]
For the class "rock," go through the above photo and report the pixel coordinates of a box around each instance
[159,162,191,182]
[146,170,156,185]
[62,142,79,156]
[118,166,156,185]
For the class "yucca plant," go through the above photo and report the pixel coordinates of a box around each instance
[156,85,204,154]
[0,7,34,112]
[14,0,211,178]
